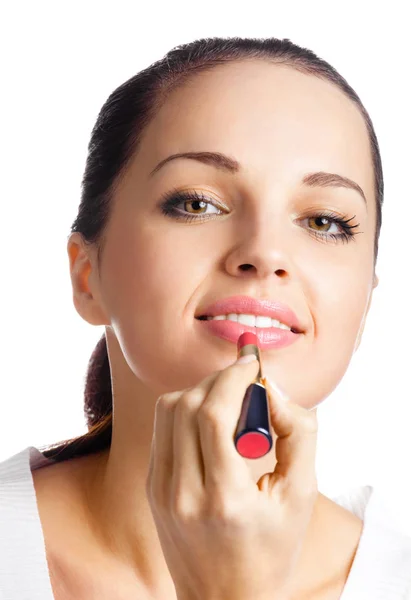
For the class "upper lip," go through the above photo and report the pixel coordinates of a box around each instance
[196,295,304,333]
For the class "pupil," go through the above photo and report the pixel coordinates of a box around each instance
[190,200,205,212]
[316,217,328,229]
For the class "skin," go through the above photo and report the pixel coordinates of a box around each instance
[34,60,379,599]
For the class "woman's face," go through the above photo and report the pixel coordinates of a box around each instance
[91,60,378,409]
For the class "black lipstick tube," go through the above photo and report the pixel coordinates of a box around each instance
[234,337,273,459]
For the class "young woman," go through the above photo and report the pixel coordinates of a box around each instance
[1,36,410,599]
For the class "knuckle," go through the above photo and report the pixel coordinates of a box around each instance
[206,495,242,525]
[156,392,180,410]
[171,491,197,522]
[198,404,226,428]
[179,389,204,411]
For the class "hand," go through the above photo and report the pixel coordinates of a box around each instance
[145,356,319,600]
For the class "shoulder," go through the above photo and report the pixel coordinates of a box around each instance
[0,447,55,597]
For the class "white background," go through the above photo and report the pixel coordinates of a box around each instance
[1,2,410,531]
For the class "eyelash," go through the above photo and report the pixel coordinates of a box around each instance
[159,189,361,244]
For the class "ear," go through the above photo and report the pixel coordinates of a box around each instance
[354,273,379,352]
[67,233,110,326]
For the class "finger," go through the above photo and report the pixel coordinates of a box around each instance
[172,371,222,511]
[198,358,260,490]
[150,371,221,509]
[148,389,181,508]
[264,378,318,501]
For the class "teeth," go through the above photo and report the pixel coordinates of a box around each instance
[255,316,274,328]
[207,313,292,330]
[238,314,258,327]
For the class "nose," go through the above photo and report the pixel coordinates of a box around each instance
[224,224,293,281]
[237,263,288,279]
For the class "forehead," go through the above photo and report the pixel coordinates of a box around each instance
[138,60,374,200]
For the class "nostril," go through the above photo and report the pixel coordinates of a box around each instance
[239,264,254,271]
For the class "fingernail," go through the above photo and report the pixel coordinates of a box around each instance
[236,354,258,365]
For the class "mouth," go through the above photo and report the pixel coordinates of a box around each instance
[195,295,305,334]
[195,315,302,335]
[195,313,303,333]
[195,314,303,350]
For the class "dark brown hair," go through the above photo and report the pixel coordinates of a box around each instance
[40,36,384,463]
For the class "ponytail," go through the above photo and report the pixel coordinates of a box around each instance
[41,333,112,462]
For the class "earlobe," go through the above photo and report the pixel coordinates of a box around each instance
[80,262,92,296]
[67,233,110,326]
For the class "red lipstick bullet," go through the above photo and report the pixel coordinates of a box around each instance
[234,332,273,459]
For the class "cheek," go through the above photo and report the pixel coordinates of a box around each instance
[103,224,201,316]
[285,258,372,409]
[100,225,216,392]
[317,261,370,341]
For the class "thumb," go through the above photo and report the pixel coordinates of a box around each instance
[263,376,318,495]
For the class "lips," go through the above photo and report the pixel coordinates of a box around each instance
[196,295,304,334]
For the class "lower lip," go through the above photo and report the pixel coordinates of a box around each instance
[197,318,302,349]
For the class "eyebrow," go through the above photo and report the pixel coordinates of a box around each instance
[149,151,367,206]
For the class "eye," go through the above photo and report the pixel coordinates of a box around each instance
[159,189,226,221]
[181,198,220,216]
[300,211,361,243]
[306,215,339,233]
[159,189,361,243]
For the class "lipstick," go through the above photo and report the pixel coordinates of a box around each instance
[234,332,273,459]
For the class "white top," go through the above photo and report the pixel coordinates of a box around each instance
[1,446,411,599]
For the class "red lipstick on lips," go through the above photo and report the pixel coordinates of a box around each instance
[234,332,273,459]
[196,295,303,350]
